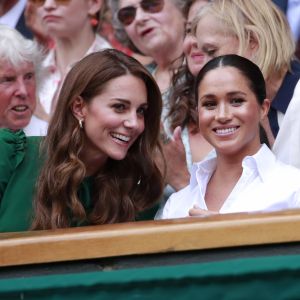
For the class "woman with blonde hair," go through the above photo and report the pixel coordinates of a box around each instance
[193,0,300,168]
[0,49,164,232]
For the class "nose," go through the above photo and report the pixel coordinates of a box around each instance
[215,102,232,123]
[183,35,194,55]
[134,6,149,23]
[43,0,57,9]
[124,112,139,129]
[15,78,28,100]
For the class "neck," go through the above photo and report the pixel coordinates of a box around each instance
[215,141,261,173]
[214,157,243,181]
[81,152,107,177]
[54,26,96,76]
[80,137,108,177]
[265,68,287,101]
[153,55,183,93]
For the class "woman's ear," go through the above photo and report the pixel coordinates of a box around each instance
[71,96,86,121]
[87,0,103,15]
[247,32,259,58]
[260,98,270,120]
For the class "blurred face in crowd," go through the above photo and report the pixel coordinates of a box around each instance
[0,61,36,130]
[118,0,185,57]
[73,74,148,168]
[36,0,101,37]
[197,66,269,158]
[195,14,256,66]
[183,0,208,76]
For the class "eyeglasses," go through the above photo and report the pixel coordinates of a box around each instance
[29,0,71,7]
[117,0,164,26]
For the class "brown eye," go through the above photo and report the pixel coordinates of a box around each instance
[112,103,126,112]
[231,98,245,106]
[202,100,216,110]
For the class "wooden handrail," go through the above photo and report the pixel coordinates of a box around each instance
[1,209,300,267]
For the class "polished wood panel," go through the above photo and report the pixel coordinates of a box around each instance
[1,209,300,267]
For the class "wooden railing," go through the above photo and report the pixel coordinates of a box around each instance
[1,209,300,267]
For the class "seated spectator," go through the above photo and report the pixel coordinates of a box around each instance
[193,0,300,169]
[109,0,185,99]
[161,0,212,193]
[99,0,153,65]
[0,49,164,232]
[0,0,33,39]
[26,0,112,136]
[0,25,44,132]
[157,55,300,219]
[24,1,53,51]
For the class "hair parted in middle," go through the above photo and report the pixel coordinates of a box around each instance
[195,54,266,106]
[32,49,164,229]
[195,54,269,145]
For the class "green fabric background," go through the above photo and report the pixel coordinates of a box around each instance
[1,254,300,299]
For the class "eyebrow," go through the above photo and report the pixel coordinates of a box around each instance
[111,98,131,104]
[111,98,148,105]
[199,91,247,100]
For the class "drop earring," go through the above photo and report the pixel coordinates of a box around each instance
[89,14,99,27]
[79,119,84,128]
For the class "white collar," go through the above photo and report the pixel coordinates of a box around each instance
[190,144,275,188]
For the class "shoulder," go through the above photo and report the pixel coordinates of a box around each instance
[0,129,26,159]
[0,129,42,167]
[93,34,112,50]
[265,156,300,190]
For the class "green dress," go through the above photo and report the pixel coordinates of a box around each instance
[0,129,95,232]
[0,129,157,233]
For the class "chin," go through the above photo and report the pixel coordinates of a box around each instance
[109,152,128,161]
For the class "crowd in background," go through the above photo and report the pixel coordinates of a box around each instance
[0,0,300,232]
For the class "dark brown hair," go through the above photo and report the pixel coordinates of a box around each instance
[167,0,199,132]
[32,49,164,229]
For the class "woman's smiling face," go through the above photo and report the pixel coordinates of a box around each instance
[197,66,269,157]
[75,74,148,168]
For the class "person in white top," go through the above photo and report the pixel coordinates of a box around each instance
[157,54,300,220]
[26,0,111,136]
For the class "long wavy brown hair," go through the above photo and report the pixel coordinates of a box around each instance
[32,49,164,230]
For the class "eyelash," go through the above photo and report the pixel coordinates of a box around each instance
[137,106,147,116]
[231,98,245,106]
[185,27,192,35]
[112,103,147,116]
[201,98,245,109]
[0,73,35,84]
[112,103,126,112]
[203,48,217,57]
[202,101,216,110]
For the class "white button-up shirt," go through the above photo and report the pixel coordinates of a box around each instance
[157,145,300,219]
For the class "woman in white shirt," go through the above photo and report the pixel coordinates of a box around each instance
[158,54,300,219]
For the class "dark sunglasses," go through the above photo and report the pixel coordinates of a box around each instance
[29,0,71,7]
[117,0,164,26]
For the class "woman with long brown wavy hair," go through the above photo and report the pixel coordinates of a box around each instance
[0,49,164,232]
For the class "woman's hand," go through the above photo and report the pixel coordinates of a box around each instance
[189,205,218,217]
[161,126,190,191]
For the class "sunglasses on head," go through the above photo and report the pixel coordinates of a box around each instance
[29,0,71,7]
[117,0,164,26]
